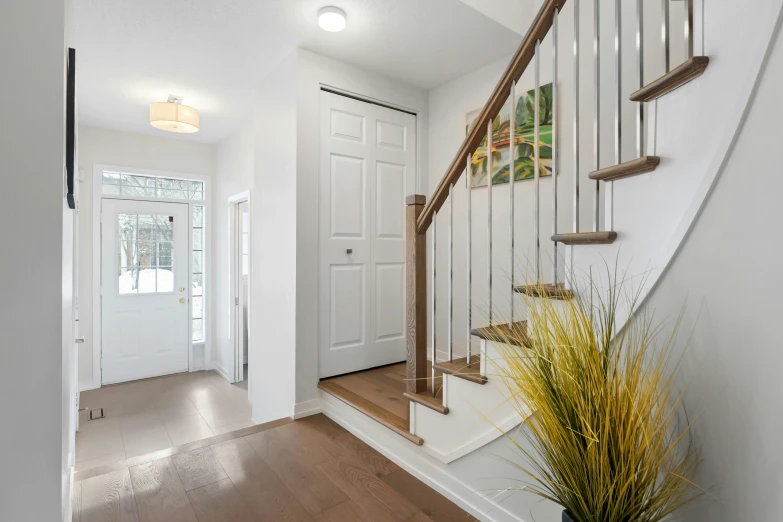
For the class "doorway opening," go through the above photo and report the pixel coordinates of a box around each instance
[229,192,251,392]
[93,166,209,387]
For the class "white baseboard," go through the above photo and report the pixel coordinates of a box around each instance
[213,361,232,382]
[292,399,322,419]
[318,392,527,522]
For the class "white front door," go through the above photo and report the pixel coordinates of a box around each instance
[101,199,190,384]
[319,91,417,377]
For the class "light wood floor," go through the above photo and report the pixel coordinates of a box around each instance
[320,362,442,422]
[72,413,477,522]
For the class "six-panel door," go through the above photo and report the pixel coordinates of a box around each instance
[319,91,417,378]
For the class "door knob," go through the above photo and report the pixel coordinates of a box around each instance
[180,298,186,303]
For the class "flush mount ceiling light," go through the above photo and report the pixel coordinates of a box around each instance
[318,6,346,32]
[149,95,200,133]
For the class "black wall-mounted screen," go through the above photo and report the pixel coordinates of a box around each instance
[66,47,76,210]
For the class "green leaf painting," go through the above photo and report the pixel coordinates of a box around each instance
[467,83,553,188]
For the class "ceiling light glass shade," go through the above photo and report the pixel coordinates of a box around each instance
[149,102,200,133]
[318,6,346,32]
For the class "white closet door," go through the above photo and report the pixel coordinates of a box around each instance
[319,91,417,378]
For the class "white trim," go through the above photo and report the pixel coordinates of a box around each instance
[319,392,527,522]
[228,191,251,386]
[292,399,322,420]
[90,164,211,390]
[213,360,232,382]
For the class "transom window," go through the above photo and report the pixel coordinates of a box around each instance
[117,213,175,295]
[103,171,204,201]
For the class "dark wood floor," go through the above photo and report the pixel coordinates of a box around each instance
[72,413,476,521]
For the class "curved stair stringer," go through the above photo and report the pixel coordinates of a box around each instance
[566,0,783,327]
[412,339,532,464]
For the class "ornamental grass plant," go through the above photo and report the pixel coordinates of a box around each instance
[493,271,702,522]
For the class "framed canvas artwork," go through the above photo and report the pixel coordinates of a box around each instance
[467,82,553,188]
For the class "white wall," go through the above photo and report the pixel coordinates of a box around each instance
[77,126,216,388]
[458,0,536,35]
[247,51,300,422]
[0,1,70,520]
[213,120,254,380]
[641,20,783,521]
[294,49,430,405]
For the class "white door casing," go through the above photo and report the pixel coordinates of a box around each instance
[319,91,417,377]
[101,199,190,384]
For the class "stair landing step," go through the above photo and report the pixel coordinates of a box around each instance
[318,380,423,445]
[470,321,530,348]
[589,156,660,182]
[403,391,449,414]
[552,231,617,245]
[630,56,709,102]
[433,356,487,385]
[515,283,573,300]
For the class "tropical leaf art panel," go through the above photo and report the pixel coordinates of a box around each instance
[467,83,553,188]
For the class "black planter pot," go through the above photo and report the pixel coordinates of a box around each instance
[562,511,577,522]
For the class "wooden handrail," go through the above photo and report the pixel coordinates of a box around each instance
[415,0,567,234]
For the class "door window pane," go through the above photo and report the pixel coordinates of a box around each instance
[102,171,205,201]
[116,213,176,295]
[192,204,205,343]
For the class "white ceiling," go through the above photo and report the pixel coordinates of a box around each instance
[74,0,522,144]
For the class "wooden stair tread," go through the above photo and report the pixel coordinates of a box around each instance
[403,391,449,414]
[630,56,709,102]
[433,357,488,385]
[515,283,573,300]
[589,156,660,182]
[551,231,617,245]
[470,321,530,348]
[318,381,424,445]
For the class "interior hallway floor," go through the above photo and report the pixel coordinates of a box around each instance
[77,370,253,472]
[72,414,477,521]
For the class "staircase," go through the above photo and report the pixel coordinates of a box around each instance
[400,0,709,456]
[314,0,743,464]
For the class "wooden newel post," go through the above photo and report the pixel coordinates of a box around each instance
[406,195,427,395]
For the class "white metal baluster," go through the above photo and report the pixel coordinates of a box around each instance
[431,210,437,393]
[487,121,493,325]
[553,8,559,285]
[637,0,644,157]
[534,40,541,283]
[448,183,453,362]
[509,81,516,320]
[466,154,472,365]
[662,0,670,72]
[592,0,600,232]
[610,0,621,231]
[573,0,581,234]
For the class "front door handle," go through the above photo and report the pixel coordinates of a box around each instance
[180,298,186,303]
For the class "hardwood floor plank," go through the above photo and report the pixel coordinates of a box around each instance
[296,414,348,440]
[317,456,419,521]
[382,470,479,522]
[405,513,435,522]
[187,478,255,522]
[80,468,140,522]
[333,432,401,477]
[128,457,197,522]
[244,431,349,515]
[211,438,315,521]
[245,421,342,468]
[171,447,228,492]
[313,495,401,522]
